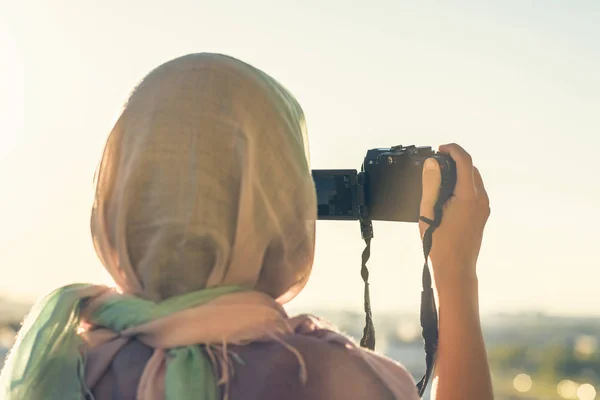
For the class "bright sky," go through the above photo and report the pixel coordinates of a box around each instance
[0,0,598,316]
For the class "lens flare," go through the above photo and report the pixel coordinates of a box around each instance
[558,380,579,399]
[577,384,596,400]
[513,373,532,393]
[575,335,597,359]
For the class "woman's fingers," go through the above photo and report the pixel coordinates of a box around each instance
[438,143,475,199]
[473,167,489,204]
[419,157,442,235]
[420,157,442,217]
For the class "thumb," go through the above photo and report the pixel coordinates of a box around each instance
[419,157,441,237]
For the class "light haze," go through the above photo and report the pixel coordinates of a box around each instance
[0,0,598,316]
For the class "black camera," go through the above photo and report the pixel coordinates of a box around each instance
[312,145,456,223]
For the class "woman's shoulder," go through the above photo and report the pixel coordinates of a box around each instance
[229,333,406,400]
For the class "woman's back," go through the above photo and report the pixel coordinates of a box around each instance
[93,334,401,400]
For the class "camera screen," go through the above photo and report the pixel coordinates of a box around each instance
[312,170,358,220]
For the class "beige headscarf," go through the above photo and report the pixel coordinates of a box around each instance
[79,53,417,400]
[91,53,316,304]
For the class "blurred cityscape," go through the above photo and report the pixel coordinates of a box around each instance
[1,298,598,400]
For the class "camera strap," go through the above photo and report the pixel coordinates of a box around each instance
[416,204,443,397]
[358,205,442,398]
[359,218,376,350]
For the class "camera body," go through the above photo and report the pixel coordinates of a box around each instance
[312,145,456,222]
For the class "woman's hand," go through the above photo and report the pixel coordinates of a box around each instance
[419,143,491,288]
[419,143,494,400]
